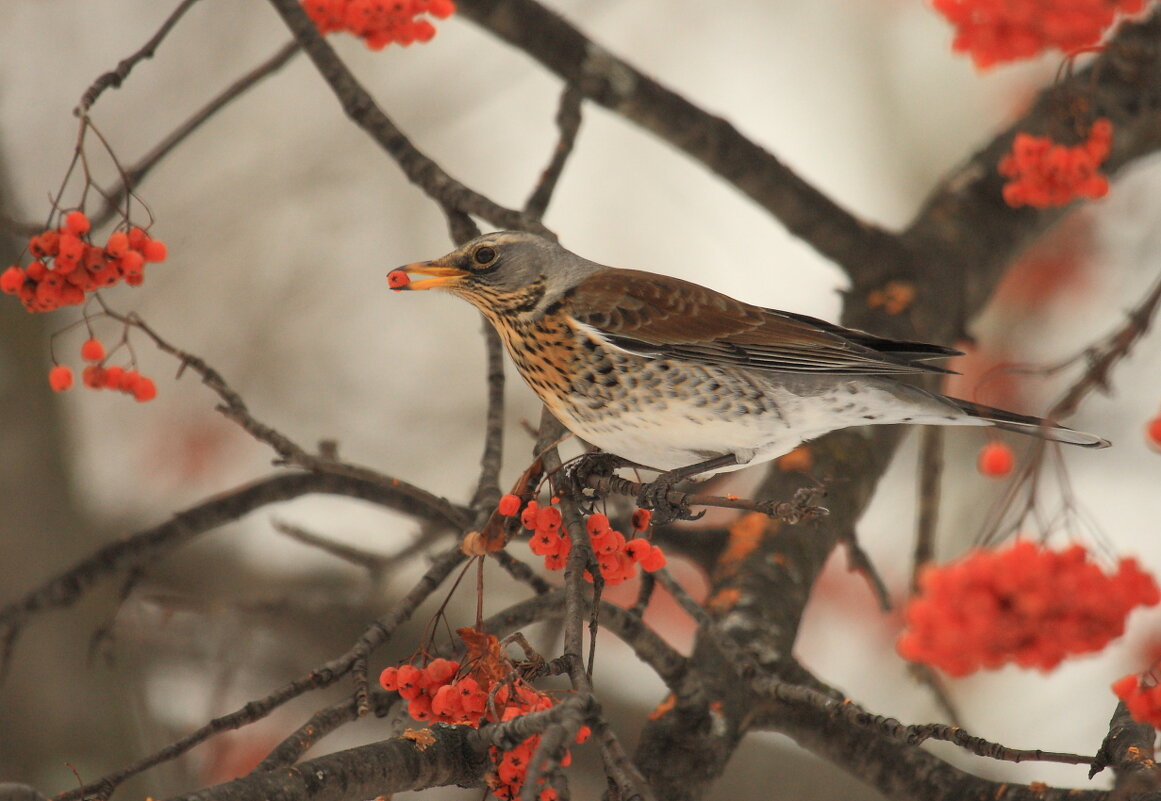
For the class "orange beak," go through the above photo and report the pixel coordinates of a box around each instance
[387,261,468,292]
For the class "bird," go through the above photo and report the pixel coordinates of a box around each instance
[388,231,1107,486]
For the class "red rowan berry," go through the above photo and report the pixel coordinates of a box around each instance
[977,441,1015,477]
[0,266,24,294]
[585,513,610,536]
[379,666,400,691]
[82,365,107,389]
[141,239,167,263]
[48,365,74,392]
[132,376,158,403]
[1145,415,1161,451]
[639,545,667,573]
[105,231,129,258]
[631,508,652,531]
[63,210,90,237]
[497,493,521,516]
[25,261,47,282]
[387,269,411,290]
[80,338,105,363]
[424,657,458,685]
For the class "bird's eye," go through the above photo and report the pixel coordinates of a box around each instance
[473,246,496,266]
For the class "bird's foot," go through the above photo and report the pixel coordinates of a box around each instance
[635,472,704,526]
[562,451,630,509]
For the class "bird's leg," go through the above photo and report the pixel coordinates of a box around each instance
[562,450,635,511]
[637,453,742,525]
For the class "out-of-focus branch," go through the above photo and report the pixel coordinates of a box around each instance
[54,546,465,801]
[166,725,489,801]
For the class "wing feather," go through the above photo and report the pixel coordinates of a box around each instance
[567,269,958,375]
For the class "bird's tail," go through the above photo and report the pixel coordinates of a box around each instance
[952,398,1110,448]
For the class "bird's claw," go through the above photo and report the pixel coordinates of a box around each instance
[636,474,704,525]
[563,451,627,508]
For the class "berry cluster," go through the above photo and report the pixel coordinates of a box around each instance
[0,211,167,313]
[999,119,1113,208]
[897,540,1160,676]
[977,440,1015,477]
[302,0,455,50]
[49,337,158,402]
[1111,674,1161,728]
[932,0,1145,68]
[380,631,590,801]
[508,495,665,584]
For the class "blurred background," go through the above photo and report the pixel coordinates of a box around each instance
[1,1,1160,798]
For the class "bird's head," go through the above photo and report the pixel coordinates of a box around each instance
[388,231,604,316]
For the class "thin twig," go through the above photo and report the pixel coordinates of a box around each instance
[472,323,506,511]
[75,0,204,115]
[524,83,584,218]
[271,518,390,574]
[912,426,944,593]
[756,677,1095,766]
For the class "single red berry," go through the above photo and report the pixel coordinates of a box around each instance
[133,376,158,402]
[119,370,141,393]
[105,231,129,258]
[380,666,400,691]
[631,508,652,531]
[585,513,610,536]
[48,365,74,392]
[1145,415,1161,452]
[80,338,105,363]
[387,269,410,290]
[497,493,521,516]
[0,265,24,295]
[141,239,167,263]
[63,210,90,237]
[977,441,1015,478]
[82,365,107,389]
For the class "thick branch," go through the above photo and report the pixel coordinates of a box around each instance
[167,725,489,801]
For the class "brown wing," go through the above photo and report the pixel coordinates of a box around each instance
[567,268,958,375]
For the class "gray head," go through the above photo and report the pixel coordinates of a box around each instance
[389,231,607,316]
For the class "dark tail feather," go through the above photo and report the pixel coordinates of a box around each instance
[953,399,1110,448]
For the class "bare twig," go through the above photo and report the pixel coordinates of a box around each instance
[912,426,944,593]
[472,323,506,512]
[524,83,584,219]
[757,677,1095,767]
[75,0,204,115]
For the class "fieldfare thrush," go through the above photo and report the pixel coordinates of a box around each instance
[388,231,1107,488]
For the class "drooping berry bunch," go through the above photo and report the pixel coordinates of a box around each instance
[932,0,1145,68]
[379,629,590,801]
[0,211,167,313]
[302,0,455,50]
[897,540,1160,676]
[999,119,1113,208]
[49,336,158,402]
[1111,673,1161,728]
[505,495,666,584]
